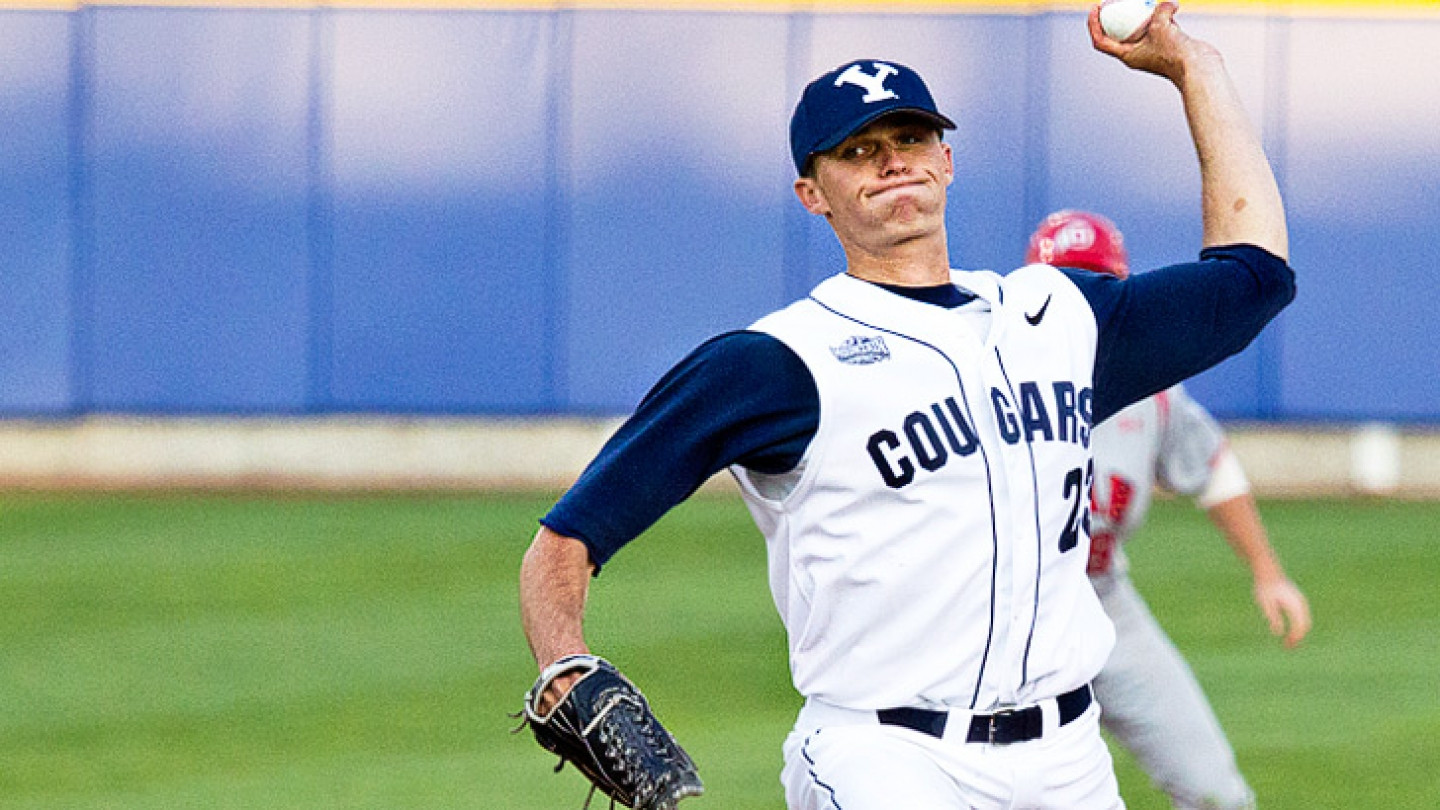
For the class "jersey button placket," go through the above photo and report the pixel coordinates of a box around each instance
[984,349,1035,700]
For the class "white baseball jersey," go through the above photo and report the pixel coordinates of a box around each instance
[1087,384,1227,577]
[732,267,1112,712]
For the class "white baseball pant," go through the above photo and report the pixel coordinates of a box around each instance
[781,695,1123,809]
[1092,572,1256,810]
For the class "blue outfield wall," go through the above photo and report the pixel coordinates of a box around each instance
[0,5,1435,421]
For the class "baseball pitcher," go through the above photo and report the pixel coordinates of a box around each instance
[518,5,1297,808]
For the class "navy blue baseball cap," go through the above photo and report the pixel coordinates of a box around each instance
[789,59,956,175]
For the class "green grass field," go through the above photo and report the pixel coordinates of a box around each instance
[1,491,1436,808]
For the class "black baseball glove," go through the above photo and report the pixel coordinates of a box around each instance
[518,654,703,809]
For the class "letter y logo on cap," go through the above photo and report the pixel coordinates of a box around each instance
[789,58,955,174]
[834,62,899,103]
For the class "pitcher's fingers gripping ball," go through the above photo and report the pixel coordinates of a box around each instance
[518,655,704,810]
[1099,0,1158,42]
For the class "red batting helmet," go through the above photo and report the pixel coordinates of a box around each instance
[1025,209,1129,279]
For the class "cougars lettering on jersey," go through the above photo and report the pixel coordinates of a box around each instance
[868,382,1094,489]
[732,267,1114,714]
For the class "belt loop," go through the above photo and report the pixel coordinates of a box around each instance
[1040,696,1061,734]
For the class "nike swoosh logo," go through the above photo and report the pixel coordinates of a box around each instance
[1026,295,1052,326]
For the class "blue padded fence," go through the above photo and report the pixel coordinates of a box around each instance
[0,5,1434,421]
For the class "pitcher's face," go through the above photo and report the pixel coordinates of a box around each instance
[795,117,953,252]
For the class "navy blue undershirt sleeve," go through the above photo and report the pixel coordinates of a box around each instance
[541,252,1293,569]
[1067,243,1296,424]
[541,330,819,569]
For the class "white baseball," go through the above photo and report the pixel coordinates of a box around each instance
[1099,0,1158,42]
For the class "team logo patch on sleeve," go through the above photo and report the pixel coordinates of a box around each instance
[831,335,891,365]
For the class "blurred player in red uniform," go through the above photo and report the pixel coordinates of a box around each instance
[1027,209,1312,810]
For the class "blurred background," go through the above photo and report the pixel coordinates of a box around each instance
[0,0,1435,494]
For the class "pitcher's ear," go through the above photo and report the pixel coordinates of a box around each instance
[794,176,830,216]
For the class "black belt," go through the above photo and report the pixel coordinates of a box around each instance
[877,683,1092,745]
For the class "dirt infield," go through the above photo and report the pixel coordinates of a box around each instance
[0,416,1435,496]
